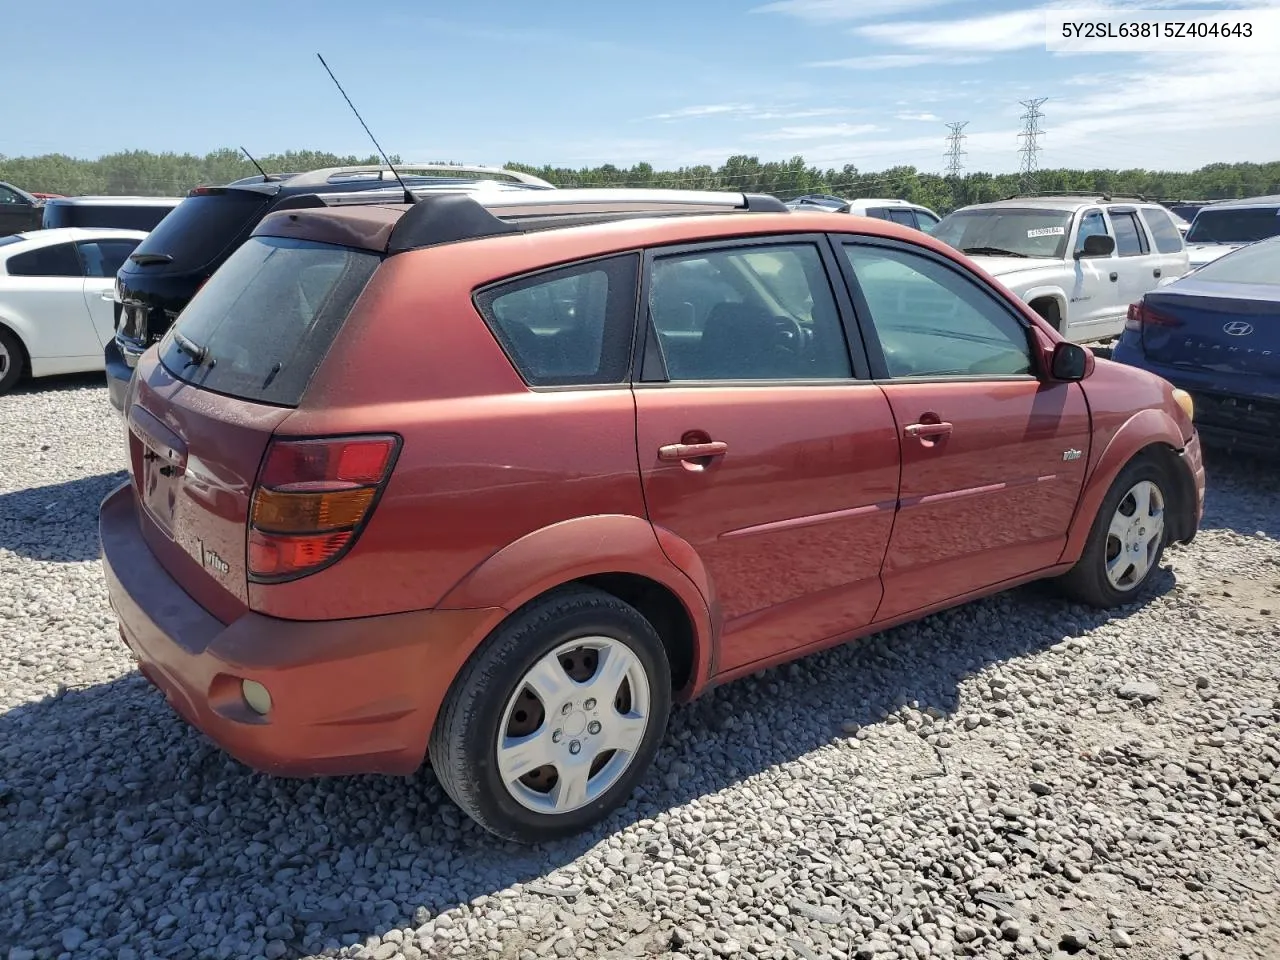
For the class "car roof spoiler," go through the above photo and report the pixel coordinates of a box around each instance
[268,188,790,254]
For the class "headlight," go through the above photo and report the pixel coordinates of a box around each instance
[1172,388,1195,422]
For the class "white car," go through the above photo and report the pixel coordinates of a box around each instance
[931,195,1191,342]
[0,227,147,394]
[1183,194,1280,268]
[785,195,942,233]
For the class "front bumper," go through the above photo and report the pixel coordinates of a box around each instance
[99,482,501,777]
[1180,430,1205,541]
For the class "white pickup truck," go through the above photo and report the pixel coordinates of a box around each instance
[931,195,1191,342]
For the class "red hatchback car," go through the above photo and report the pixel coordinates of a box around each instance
[100,188,1205,842]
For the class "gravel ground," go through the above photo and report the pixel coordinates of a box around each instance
[2,376,1278,960]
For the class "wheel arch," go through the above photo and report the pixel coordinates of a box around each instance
[1061,409,1197,563]
[1022,287,1069,332]
[0,316,31,388]
[435,514,716,700]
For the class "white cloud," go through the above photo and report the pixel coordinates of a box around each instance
[752,0,958,22]
[896,112,942,122]
[645,104,756,121]
[856,9,1045,51]
[750,107,849,120]
[808,53,987,69]
[758,123,882,140]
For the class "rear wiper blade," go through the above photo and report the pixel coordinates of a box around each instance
[962,246,1029,258]
[129,252,174,265]
[172,331,211,367]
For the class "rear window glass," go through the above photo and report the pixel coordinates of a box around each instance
[42,202,177,231]
[1141,207,1185,254]
[126,192,271,273]
[159,236,379,407]
[1186,206,1280,244]
[475,254,639,386]
[1188,238,1280,285]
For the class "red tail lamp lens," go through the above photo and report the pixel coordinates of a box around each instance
[248,434,399,580]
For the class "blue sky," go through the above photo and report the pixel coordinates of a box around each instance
[4,0,1279,174]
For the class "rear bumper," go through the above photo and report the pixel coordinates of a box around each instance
[1184,392,1280,457]
[99,482,501,777]
[104,338,134,414]
[1110,345,1280,458]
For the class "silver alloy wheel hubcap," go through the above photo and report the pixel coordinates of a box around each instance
[1105,479,1165,591]
[0,340,9,377]
[496,636,651,815]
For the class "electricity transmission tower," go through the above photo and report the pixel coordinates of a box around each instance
[944,121,969,177]
[1017,98,1048,193]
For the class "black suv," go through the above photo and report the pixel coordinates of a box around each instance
[0,181,45,235]
[105,163,555,411]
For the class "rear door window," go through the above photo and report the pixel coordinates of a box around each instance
[126,192,272,274]
[6,242,84,277]
[886,208,918,228]
[1141,207,1185,254]
[158,236,379,407]
[1110,211,1149,257]
[475,254,639,387]
[77,239,142,278]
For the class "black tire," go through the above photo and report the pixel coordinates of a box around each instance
[1057,456,1171,608]
[428,585,672,843]
[0,326,27,395]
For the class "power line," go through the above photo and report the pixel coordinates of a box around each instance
[1018,98,1048,192]
[944,121,969,177]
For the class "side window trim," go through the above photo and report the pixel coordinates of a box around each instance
[635,232,870,386]
[829,234,1044,384]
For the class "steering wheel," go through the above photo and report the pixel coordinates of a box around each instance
[771,315,805,354]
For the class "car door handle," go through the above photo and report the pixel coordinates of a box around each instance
[100,291,117,302]
[658,441,728,462]
[1153,268,1162,278]
[904,421,953,439]
[1110,272,1119,282]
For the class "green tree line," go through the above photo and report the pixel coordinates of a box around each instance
[4,148,1279,214]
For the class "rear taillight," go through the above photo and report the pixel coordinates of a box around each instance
[1126,299,1183,332]
[248,434,400,581]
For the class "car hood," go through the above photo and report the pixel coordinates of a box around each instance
[964,255,1062,281]
[1186,242,1246,267]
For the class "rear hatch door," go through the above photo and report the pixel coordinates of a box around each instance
[125,233,380,620]
[1140,280,1280,382]
[115,186,277,351]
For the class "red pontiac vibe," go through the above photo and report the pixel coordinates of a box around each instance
[99,188,1205,842]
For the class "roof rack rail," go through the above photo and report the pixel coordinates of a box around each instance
[383,189,789,252]
[284,163,555,189]
[1002,190,1149,202]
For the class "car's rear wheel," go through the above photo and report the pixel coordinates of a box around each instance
[0,326,27,395]
[428,586,671,843]
[1057,456,1170,608]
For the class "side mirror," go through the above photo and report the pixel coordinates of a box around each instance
[1074,234,1115,259]
[1051,341,1092,381]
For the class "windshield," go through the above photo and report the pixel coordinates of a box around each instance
[159,236,379,407]
[1187,237,1280,285]
[931,208,1072,258]
[1186,206,1280,244]
[126,191,271,274]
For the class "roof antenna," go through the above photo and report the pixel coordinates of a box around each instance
[316,53,413,204]
[240,146,270,180]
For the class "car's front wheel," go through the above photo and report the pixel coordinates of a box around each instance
[428,586,672,843]
[1058,456,1170,607]
[0,326,27,395]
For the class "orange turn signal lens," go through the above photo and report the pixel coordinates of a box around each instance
[251,487,376,533]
